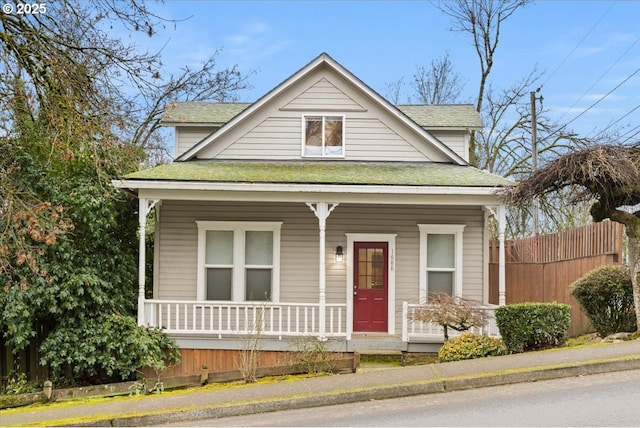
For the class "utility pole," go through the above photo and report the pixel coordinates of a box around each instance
[531,88,542,236]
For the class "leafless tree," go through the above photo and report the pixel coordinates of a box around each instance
[384,77,407,105]
[436,0,529,113]
[477,72,591,237]
[0,1,250,163]
[435,0,530,167]
[499,143,640,329]
[412,52,465,105]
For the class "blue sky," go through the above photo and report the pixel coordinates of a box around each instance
[144,1,640,142]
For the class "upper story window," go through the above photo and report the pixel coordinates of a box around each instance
[303,115,345,157]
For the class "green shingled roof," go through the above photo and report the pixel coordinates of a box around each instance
[162,102,250,125]
[397,105,483,129]
[161,102,482,129]
[125,160,512,187]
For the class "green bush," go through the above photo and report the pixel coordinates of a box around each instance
[438,333,507,362]
[495,302,571,353]
[39,314,181,382]
[569,264,637,337]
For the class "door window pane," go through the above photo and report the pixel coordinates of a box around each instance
[427,234,454,268]
[245,269,271,301]
[205,230,233,264]
[428,272,453,296]
[245,231,273,265]
[357,247,384,289]
[207,268,232,300]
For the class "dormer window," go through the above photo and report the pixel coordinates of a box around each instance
[303,115,345,157]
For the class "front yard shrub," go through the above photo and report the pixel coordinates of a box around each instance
[569,264,637,337]
[39,314,181,382]
[495,302,571,353]
[438,333,507,362]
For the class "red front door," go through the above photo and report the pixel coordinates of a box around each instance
[353,242,388,332]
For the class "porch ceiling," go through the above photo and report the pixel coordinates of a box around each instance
[123,160,512,188]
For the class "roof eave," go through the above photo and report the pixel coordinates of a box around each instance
[113,178,508,196]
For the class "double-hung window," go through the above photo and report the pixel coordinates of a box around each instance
[302,115,345,157]
[196,221,282,302]
[418,224,465,302]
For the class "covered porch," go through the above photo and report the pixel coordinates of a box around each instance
[132,197,506,351]
[114,160,510,352]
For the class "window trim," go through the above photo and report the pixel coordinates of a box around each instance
[196,221,282,302]
[301,114,346,158]
[417,224,465,302]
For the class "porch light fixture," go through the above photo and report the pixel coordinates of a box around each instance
[335,245,344,263]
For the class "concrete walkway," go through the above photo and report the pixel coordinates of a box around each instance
[2,340,639,427]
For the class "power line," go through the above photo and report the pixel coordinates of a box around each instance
[542,1,617,88]
[620,124,640,144]
[557,34,640,125]
[593,104,640,140]
[542,66,640,142]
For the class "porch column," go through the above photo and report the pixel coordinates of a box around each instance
[306,202,339,340]
[137,198,159,325]
[497,204,507,306]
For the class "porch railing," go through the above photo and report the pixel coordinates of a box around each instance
[401,302,500,342]
[143,300,499,343]
[143,300,347,339]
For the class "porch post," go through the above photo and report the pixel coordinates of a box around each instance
[137,198,147,325]
[498,204,507,306]
[137,198,159,325]
[306,202,339,340]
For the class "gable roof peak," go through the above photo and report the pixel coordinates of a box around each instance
[176,53,469,165]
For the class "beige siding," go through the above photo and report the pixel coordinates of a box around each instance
[283,77,364,111]
[429,130,468,162]
[156,201,485,333]
[195,69,452,162]
[175,126,216,159]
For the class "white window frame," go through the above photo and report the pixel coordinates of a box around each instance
[196,221,282,302]
[418,224,465,302]
[301,114,346,158]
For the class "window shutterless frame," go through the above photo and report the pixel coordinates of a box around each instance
[417,224,465,302]
[301,114,346,158]
[196,221,282,302]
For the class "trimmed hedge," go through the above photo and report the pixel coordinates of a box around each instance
[495,302,571,353]
[569,264,637,337]
[438,333,507,362]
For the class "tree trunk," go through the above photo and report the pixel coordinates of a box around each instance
[627,233,640,330]
[611,210,640,330]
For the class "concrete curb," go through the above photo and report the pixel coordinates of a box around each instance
[56,355,640,427]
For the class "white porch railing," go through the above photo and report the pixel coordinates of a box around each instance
[143,300,499,343]
[401,302,500,342]
[143,300,347,339]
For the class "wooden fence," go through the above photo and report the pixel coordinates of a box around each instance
[489,221,624,337]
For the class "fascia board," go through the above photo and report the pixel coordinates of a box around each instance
[134,188,500,206]
[113,179,503,196]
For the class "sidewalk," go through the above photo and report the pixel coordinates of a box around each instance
[2,340,640,427]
